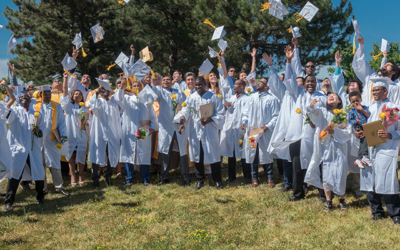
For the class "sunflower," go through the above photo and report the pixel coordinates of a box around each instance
[296,108,301,114]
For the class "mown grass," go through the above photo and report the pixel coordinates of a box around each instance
[1,160,400,249]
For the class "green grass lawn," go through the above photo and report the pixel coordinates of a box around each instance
[1,160,400,249]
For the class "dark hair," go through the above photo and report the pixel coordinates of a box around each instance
[327,93,343,110]
[261,77,269,83]
[173,70,182,76]
[348,91,362,100]
[196,76,207,86]
[346,79,363,94]
[228,66,236,71]
[70,89,85,105]
[296,76,305,85]
[388,60,400,81]
[206,72,220,95]
[184,72,195,81]
[235,79,246,87]
[239,70,247,75]
[280,74,285,77]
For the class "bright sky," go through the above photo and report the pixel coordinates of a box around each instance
[0,0,398,79]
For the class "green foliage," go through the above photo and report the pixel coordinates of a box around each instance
[4,0,353,84]
[327,40,358,81]
[368,42,400,72]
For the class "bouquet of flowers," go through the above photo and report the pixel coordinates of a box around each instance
[319,106,351,141]
[240,133,262,151]
[135,126,149,140]
[295,108,312,125]
[77,102,88,136]
[379,104,400,130]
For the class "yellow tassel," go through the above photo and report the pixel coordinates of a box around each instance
[295,12,307,22]
[63,69,76,78]
[204,73,210,80]
[353,34,356,55]
[287,28,292,33]
[370,83,373,101]
[82,47,87,57]
[118,72,125,77]
[217,62,221,67]
[260,2,271,12]
[118,0,125,5]
[107,63,117,71]
[372,52,382,60]
[126,78,131,91]
[203,19,216,29]
[151,70,156,79]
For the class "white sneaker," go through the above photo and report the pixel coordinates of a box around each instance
[354,159,365,169]
[361,156,372,167]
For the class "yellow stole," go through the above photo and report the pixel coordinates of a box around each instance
[35,95,58,141]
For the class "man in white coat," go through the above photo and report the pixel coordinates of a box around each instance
[242,78,279,188]
[150,76,191,186]
[5,91,46,210]
[88,85,121,187]
[34,86,69,195]
[220,79,251,184]
[356,77,400,224]
[176,76,225,190]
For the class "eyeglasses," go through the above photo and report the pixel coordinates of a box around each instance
[305,65,315,68]
[372,88,385,93]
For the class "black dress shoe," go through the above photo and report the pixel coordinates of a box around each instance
[157,180,170,186]
[38,199,45,205]
[0,193,5,197]
[57,189,70,196]
[184,180,191,187]
[215,182,223,190]
[371,214,384,221]
[394,217,400,224]
[195,181,204,190]
[280,186,291,192]
[5,204,13,211]
[287,196,304,202]
[93,181,99,188]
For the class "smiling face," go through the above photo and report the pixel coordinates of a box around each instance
[327,93,341,109]
[42,90,51,103]
[195,78,206,95]
[372,86,387,101]
[209,73,218,85]
[186,75,195,90]
[305,76,317,93]
[81,74,91,86]
[19,93,31,108]
[117,77,127,90]
[348,81,360,93]
[381,62,396,78]
[239,72,247,82]
[228,67,236,78]
[72,90,83,104]
[257,78,268,92]
[52,79,62,91]
[162,76,172,89]
[132,81,142,94]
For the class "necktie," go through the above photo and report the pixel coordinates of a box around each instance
[236,94,240,98]
[24,108,29,112]
[85,88,88,92]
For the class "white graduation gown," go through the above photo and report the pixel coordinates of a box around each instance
[0,102,12,171]
[330,72,360,173]
[291,48,322,91]
[304,105,352,195]
[59,96,89,165]
[220,93,249,158]
[149,86,187,156]
[172,80,188,93]
[352,43,400,106]
[242,91,279,164]
[360,99,400,194]
[114,89,158,165]
[40,102,67,169]
[88,95,121,168]
[174,91,225,164]
[7,106,45,180]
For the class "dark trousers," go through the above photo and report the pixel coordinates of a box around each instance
[5,155,44,205]
[251,145,273,180]
[358,137,368,159]
[91,144,112,182]
[290,140,307,199]
[228,151,251,182]
[282,160,293,188]
[318,163,326,199]
[276,159,284,175]
[160,132,190,182]
[195,142,221,183]
[61,160,70,177]
[367,192,400,219]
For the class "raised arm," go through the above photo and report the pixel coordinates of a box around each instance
[283,45,300,98]
[129,44,135,66]
[1,80,15,108]
[291,37,304,78]
[218,51,228,80]
[250,47,257,74]
[262,53,286,100]
[381,51,387,70]
[62,72,69,98]
[352,36,376,85]
[331,51,345,95]
[113,81,128,110]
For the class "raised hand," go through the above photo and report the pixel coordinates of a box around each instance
[357,36,364,45]
[383,51,387,58]
[262,53,273,66]
[310,99,319,106]
[72,46,79,60]
[25,84,36,91]
[7,63,15,75]
[0,80,6,87]
[335,50,342,67]
[292,37,298,48]
[63,72,69,78]
[250,47,257,58]
[284,45,294,62]
[130,44,135,55]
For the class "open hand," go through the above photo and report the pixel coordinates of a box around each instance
[262,53,272,66]
[357,36,364,45]
[284,45,294,61]
[335,50,342,67]
[310,99,319,106]
[250,47,257,58]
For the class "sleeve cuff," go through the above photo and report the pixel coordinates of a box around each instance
[391,132,400,140]
[335,67,341,76]
[242,119,248,125]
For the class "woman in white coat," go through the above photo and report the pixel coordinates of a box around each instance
[114,79,158,186]
[305,94,352,211]
[60,73,89,187]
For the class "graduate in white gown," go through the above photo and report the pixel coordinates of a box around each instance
[88,85,121,187]
[114,79,158,186]
[352,36,400,106]
[305,95,352,211]
[356,77,400,224]
[242,78,279,188]
[60,73,90,187]
[272,46,327,201]
[4,89,46,210]
[175,76,225,190]
[0,82,13,181]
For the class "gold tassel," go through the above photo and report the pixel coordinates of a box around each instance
[203,19,216,29]
[151,70,156,79]
[287,28,292,33]
[63,69,76,78]
[372,52,382,60]
[204,73,210,80]
[260,2,271,12]
[295,12,309,22]
[107,63,117,71]
[126,77,131,91]
[353,33,356,55]
[118,0,126,5]
[370,83,373,101]
[82,47,87,57]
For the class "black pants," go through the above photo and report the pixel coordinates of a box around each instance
[61,160,70,177]
[318,163,326,199]
[228,151,251,182]
[91,144,113,183]
[290,140,307,199]
[5,155,44,205]
[367,192,400,219]
[358,137,368,159]
[276,159,284,175]
[195,143,221,183]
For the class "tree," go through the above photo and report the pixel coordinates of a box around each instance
[368,42,400,72]
[4,0,354,84]
[326,40,358,81]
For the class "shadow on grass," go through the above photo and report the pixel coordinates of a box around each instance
[111,202,140,207]
[1,237,24,246]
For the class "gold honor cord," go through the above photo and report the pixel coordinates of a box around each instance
[260,2,271,12]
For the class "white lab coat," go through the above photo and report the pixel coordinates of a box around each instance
[360,99,400,194]
[7,106,45,180]
[272,63,327,167]
[220,93,249,158]
[114,89,158,165]
[352,43,400,106]
[40,102,67,169]
[59,96,89,165]
[150,86,187,156]
[88,95,121,168]
[174,91,225,164]
[0,102,12,171]
[242,91,279,164]
[304,105,352,195]
[291,48,322,91]
[172,80,188,93]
